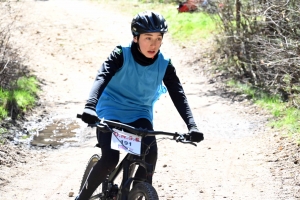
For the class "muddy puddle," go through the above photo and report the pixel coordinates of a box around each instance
[30,119,81,147]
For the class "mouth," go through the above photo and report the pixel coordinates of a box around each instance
[148,50,156,55]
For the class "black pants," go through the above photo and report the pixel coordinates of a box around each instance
[77,118,158,200]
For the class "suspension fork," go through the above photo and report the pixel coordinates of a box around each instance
[117,154,154,200]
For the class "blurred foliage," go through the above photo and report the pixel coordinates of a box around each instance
[210,0,300,108]
[0,1,38,120]
[0,76,39,120]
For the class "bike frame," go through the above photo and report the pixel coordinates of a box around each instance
[90,129,154,200]
[76,114,197,200]
[91,144,154,200]
[109,153,154,200]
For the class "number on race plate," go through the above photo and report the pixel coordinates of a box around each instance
[111,129,142,156]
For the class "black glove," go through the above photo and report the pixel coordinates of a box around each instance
[81,107,99,124]
[188,127,204,142]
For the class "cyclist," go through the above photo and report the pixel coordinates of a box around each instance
[76,10,204,200]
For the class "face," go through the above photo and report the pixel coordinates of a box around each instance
[133,32,163,58]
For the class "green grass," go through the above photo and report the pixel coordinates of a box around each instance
[13,90,36,111]
[0,127,6,134]
[17,77,39,95]
[94,0,218,44]
[0,76,39,120]
[163,11,217,43]
[227,80,300,142]
[256,95,283,117]
[0,127,6,144]
[0,90,9,119]
[227,80,256,99]
[0,107,8,119]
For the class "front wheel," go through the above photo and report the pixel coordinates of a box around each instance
[128,182,159,200]
[79,154,103,199]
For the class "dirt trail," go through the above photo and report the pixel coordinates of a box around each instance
[0,0,299,199]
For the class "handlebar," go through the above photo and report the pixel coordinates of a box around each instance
[76,114,197,146]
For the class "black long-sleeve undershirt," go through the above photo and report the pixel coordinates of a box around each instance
[85,42,197,130]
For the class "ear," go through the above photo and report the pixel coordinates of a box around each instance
[133,36,138,43]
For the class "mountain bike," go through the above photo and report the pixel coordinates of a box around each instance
[77,114,199,200]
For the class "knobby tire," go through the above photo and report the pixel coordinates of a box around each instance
[128,182,159,200]
[79,154,103,199]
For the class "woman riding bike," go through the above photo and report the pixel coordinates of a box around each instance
[76,10,204,200]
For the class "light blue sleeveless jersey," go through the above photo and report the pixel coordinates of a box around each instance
[96,43,169,124]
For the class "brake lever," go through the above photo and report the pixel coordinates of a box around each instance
[175,133,197,146]
[180,140,197,146]
[87,123,99,128]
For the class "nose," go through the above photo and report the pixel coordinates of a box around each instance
[150,40,159,47]
[150,40,156,46]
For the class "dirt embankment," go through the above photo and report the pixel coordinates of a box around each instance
[0,0,299,200]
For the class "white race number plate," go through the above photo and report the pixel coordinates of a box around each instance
[111,128,142,156]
